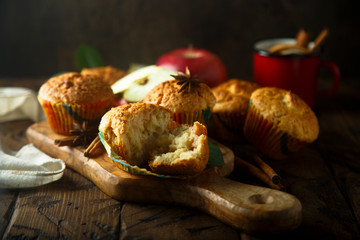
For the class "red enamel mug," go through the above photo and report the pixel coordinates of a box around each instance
[253,38,341,107]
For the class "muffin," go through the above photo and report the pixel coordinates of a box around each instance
[81,65,127,85]
[243,87,319,159]
[38,72,113,135]
[141,76,216,125]
[98,102,209,176]
[210,79,260,141]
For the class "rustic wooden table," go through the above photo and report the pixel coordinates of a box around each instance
[1,77,359,240]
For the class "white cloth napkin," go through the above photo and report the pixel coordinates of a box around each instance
[0,87,66,188]
[0,143,65,188]
[0,87,44,123]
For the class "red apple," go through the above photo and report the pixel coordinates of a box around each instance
[156,47,227,87]
[112,94,128,106]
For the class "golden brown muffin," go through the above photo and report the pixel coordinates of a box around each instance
[141,80,216,125]
[210,79,260,141]
[81,65,127,85]
[212,79,260,115]
[38,72,113,135]
[99,102,209,175]
[39,72,113,104]
[243,87,319,159]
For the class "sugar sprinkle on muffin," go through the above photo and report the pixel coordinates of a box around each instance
[81,65,127,85]
[142,77,216,125]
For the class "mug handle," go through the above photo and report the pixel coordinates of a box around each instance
[318,61,341,97]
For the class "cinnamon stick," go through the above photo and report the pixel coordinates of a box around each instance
[296,28,310,48]
[311,28,329,52]
[268,43,309,54]
[235,156,285,191]
[252,154,281,185]
[84,136,104,158]
[55,136,77,147]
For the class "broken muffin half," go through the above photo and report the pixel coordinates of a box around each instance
[99,102,209,176]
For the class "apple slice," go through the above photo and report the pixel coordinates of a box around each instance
[111,65,159,94]
[123,67,176,102]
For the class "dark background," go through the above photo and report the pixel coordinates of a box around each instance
[0,0,358,81]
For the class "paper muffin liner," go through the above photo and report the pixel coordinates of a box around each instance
[208,113,247,142]
[38,97,112,135]
[98,131,187,179]
[173,107,211,126]
[212,112,247,133]
[243,102,308,159]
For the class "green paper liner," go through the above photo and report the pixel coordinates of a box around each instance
[244,103,307,159]
[98,132,188,179]
[38,96,112,135]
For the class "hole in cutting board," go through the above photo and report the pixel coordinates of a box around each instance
[248,194,274,204]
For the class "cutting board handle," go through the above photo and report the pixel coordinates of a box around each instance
[184,173,302,234]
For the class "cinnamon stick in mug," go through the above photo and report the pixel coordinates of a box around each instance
[296,28,311,48]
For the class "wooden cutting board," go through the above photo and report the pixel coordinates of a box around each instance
[26,121,302,234]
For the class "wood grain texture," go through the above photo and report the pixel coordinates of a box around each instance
[120,203,239,240]
[3,169,122,239]
[0,189,17,237]
[26,121,302,234]
[228,144,360,239]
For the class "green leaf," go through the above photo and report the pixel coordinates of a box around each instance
[207,141,225,166]
[202,108,211,125]
[75,44,105,70]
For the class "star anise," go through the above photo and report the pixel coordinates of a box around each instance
[55,121,98,148]
[171,67,203,93]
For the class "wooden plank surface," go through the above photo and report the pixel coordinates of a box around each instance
[1,78,360,239]
[120,203,239,240]
[2,168,122,239]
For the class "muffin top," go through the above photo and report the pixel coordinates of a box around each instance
[212,79,260,114]
[81,65,127,85]
[99,103,172,136]
[250,87,319,142]
[142,80,216,113]
[39,72,113,104]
